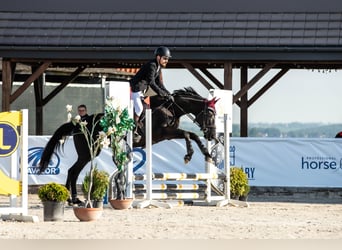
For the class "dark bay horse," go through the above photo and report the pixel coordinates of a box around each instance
[38,87,218,203]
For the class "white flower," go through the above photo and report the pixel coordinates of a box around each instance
[108,127,114,135]
[116,116,121,124]
[105,98,112,107]
[100,137,110,149]
[67,113,72,122]
[80,120,88,126]
[98,131,106,139]
[74,115,81,122]
[66,104,72,112]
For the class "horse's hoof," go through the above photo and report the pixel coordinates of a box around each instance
[184,155,191,164]
[205,157,213,164]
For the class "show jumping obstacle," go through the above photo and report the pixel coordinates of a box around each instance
[0,110,39,222]
[133,172,225,201]
[134,108,249,208]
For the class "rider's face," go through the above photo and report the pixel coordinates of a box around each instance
[158,55,169,68]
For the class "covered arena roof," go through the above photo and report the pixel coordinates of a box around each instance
[1,0,342,65]
[1,0,342,135]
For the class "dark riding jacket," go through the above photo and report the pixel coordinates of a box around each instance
[129,59,170,96]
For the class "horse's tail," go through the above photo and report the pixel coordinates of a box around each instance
[38,122,76,174]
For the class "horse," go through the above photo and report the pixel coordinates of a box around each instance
[38,87,218,204]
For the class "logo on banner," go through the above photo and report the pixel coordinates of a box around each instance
[27,146,145,175]
[133,148,146,172]
[0,122,19,157]
[211,133,236,169]
[217,139,256,181]
[27,147,61,175]
[301,156,342,170]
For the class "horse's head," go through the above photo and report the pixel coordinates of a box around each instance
[196,97,218,141]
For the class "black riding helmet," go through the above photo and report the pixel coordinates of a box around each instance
[154,46,172,58]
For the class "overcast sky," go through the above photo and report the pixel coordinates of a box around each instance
[163,68,342,124]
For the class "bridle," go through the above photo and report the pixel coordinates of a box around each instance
[194,100,216,134]
[171,97,216,134]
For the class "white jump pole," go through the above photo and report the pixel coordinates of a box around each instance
[136,108,172,208]
[217,114,249,207]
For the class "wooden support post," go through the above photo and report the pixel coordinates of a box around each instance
[240,67,248,137]
[1,60,12,111]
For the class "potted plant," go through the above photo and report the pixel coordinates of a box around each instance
[239,184,250,201]
[99,98,135,209]
[37,182,69,221]
[230,167,250,200]
[82,166,109,208]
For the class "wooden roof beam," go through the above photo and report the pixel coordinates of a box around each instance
[182,62,214,90]
[233,62,276,104]
[10,61,51,103]
[248,67,290,107]
[42,66,85,105]
[198,67,224,89]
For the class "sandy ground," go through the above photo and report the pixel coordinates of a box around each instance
[1,194,342,239]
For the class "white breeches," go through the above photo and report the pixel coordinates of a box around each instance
[132,91,144,116]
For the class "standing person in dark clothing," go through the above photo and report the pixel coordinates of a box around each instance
[129,46,174,142]
[77,104,89,121]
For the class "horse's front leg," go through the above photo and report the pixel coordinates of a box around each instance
[185,131,212,163]
[183,131,194,163]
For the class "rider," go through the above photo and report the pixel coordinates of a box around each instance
[129,46,174,143]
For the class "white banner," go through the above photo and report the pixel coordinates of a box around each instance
[1,136,342,187]
[230,137,342,187]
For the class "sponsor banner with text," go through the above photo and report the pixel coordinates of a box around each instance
[0,136,342,187]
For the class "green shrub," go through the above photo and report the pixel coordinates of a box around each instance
[82,167,109,201]
[230,167,249,198]
[38,182,69,202]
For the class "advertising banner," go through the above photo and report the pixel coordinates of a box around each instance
[1,136,342,187]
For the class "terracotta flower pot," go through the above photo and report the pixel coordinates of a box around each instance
[73,207,103,221]
[109,198,133,210]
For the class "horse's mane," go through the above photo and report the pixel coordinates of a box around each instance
[173,87,204,99]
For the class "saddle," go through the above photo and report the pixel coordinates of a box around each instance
[137,97,175,134]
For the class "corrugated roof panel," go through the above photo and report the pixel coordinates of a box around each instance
[222,29,235,37]
[326,37,340,44]
[257,21,271,29]
[314,37,328,44]
[317,21,330,29]
[267,37,281,46]
[316,29,329,37]
[0,11,341,48]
